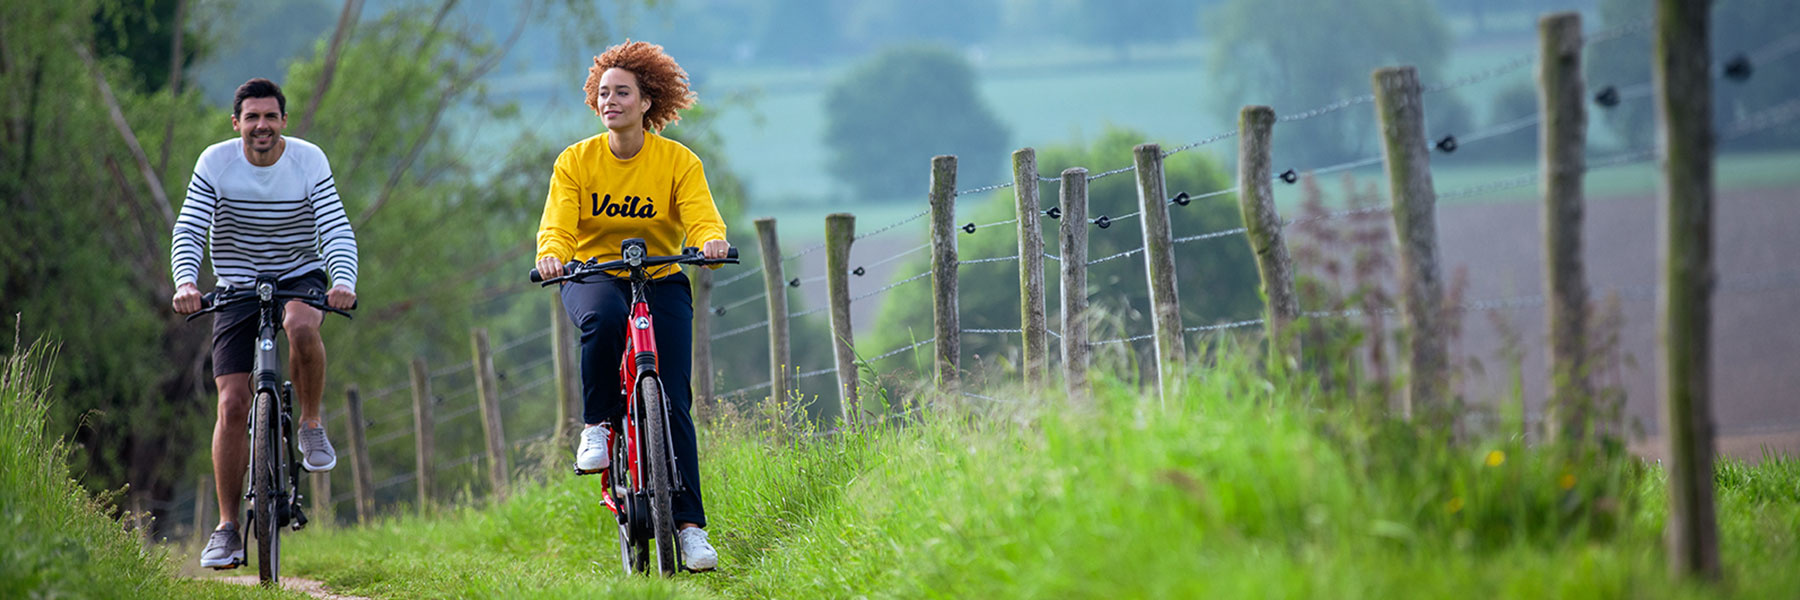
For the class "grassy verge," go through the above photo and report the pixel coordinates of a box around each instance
[274,354,1800,599]
[0,341,284,598]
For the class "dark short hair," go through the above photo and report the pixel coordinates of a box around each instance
[233,78,287,117]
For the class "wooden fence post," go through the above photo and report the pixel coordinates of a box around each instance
[1655,0,1720,580]
[344,384,374,524]
[824,213,856,424]
[1059,167,1091,403]
[552,293,581,438]
[1014,148,1049,394]
[194,474,212,536]
[1539,12,1593,442]
[308,471,330,527]
[755,218,791,404]
[1237,105,1300,369]
[1133,143,1185,406]
[409,357,435,510]
[471,328,510,501]
[1372,66,1448,425]
[690,266,715,422]
[929,155,960,392]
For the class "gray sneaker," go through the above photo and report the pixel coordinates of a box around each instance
[298,424,337,472]
[199,523,245,569]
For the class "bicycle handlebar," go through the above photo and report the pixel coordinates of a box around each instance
[185,289,356,322]
[530,246,739,286]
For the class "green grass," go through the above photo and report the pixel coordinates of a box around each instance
[8,334,1797,598]
[0,341,285,598]
[267,354,1800,599]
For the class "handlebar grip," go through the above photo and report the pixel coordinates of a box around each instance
[726,247,738,260]
[530,262,582,285]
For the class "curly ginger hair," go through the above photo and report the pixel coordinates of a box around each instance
[584,40,696,132]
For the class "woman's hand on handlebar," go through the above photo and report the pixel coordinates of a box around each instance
[172,283,203,315]
[701,239,731,260]
[536,256,565,280]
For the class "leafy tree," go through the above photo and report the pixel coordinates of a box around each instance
[91,0,210,93]
[1,0,224,517]
[0,0,654,530]
[823,45,1010,202]
[1589,0,1800,152]
[862,127,1258,389]
[186,0,336,106]
[1205,0,1452,167]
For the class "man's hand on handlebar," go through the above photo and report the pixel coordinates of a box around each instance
[701,239,730,260]
[536,256,565,280]
[172,282,203,315]
[327,284,357,310]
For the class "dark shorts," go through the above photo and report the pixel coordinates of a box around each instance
[210,270,329,378]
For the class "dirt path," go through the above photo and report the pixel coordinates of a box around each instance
[209,575,371,599]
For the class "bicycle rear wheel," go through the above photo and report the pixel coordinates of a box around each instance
[639,376,679,575]
[252,389,281,584]
[609,425,649,575]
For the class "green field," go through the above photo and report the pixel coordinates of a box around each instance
[9,333,1800,598]
[256,362,1800,598]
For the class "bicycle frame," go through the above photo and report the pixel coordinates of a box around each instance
[597,255,688,569]
[188,277,349,584]
[245,278,308,531]
[533,238,736,576]
[602,272,663,501]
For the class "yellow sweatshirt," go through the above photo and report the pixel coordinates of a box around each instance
[535,132,727,277]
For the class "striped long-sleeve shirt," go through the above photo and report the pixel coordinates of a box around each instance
[171,137,359,292]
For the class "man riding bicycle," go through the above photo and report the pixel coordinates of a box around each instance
[534,40,728,572]
[170,78,359,569]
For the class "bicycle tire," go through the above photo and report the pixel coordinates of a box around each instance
[252,389,281,584]
[611,426,649,575]
[639,376,679,575]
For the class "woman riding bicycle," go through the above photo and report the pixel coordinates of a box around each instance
[533,40,728,572]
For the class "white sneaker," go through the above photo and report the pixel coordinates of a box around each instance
[575,424,609,474]
[679,527,718,572]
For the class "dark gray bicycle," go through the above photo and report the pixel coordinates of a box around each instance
[188,276,351,585]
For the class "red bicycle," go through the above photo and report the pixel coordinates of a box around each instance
[531,238,736,575]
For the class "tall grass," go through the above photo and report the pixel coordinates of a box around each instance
[274,350,1800,599]
[1,340,265,598]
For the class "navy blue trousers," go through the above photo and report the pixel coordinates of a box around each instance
[560,271,705,528]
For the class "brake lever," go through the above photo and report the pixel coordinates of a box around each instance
[184,292,223,321]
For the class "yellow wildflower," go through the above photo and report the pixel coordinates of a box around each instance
[1559,473,1576,490]
[1485,450,1506,467]
[1446,497,1464,513]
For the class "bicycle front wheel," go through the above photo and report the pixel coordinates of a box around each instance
[639,376,679,575]
[252,389,281,584]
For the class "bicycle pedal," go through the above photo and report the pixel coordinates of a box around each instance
[207,557,246,571]
[574,466,606,476]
